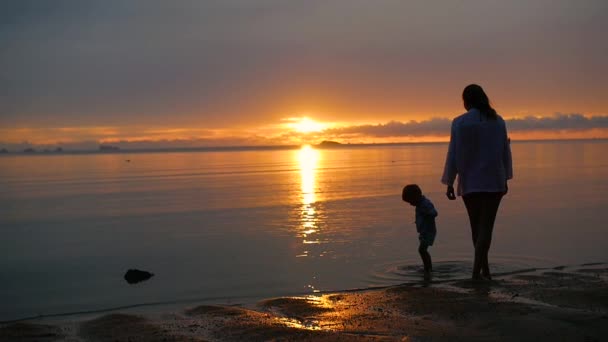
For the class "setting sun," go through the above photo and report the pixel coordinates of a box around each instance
[291,117,326,133]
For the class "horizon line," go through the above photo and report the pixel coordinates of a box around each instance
[2,137,608,155]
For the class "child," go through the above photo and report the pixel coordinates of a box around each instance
[402,184,438,276]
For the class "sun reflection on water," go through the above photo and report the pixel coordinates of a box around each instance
[296,145,324,254]
[299,145,317,205]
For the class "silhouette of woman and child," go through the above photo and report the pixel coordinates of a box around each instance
[403,84,513,281]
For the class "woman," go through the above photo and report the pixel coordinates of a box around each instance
[442,84,513,280]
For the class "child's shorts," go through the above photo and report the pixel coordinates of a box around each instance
[419,231,436,246]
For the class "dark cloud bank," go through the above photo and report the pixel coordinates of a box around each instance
[326,113,608,138]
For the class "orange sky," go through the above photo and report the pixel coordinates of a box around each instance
[1,1,607,149]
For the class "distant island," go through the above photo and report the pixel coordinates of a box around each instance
[12,147,64,154]
[316,140,343,148]
[99,145,120,151]
[42,147,64,153]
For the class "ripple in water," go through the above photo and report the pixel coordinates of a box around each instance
[367,256,551,286]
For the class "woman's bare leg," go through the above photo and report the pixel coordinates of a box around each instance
[465,193,502,280]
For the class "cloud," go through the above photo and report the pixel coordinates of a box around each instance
[324,118,451,137]
[507,113,608,131]
[322,114,608,139]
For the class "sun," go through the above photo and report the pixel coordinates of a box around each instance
[292,117,325,133]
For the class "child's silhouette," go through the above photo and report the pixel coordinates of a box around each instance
[402,184,438,277]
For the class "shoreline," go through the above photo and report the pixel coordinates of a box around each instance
[2,263,607,341]
[0,263,574,325]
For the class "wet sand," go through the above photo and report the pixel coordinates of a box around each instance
[2,264,607,341]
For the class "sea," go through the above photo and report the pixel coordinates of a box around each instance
[1,140,607,322]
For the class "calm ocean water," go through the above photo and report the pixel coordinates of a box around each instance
[1,141,607,321]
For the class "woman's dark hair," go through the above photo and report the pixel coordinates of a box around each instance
[462,84,497,119]
[402,184,422,202]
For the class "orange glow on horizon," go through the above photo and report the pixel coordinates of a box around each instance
[1,118,607,149]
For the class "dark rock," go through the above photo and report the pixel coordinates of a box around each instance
[124,269,154,284]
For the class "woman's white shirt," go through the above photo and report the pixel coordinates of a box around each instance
[441,108,513,196]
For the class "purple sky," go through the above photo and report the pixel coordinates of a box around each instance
[1,0,607,147]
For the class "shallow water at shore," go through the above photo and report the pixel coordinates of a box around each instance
[1,141,607,321]
[2,263,608,341]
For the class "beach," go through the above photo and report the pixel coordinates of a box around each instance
[2,263,607,341]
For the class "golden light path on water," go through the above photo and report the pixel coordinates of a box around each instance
[296,145,323,259]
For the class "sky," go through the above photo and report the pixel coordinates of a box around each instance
[1,0,607,149]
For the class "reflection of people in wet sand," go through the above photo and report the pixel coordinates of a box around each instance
[402,184,438,277]
[442,84,513,281]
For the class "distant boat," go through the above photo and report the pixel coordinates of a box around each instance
[99,145,120,151]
